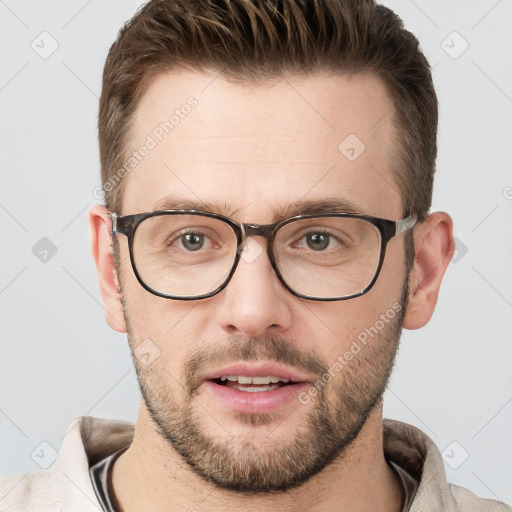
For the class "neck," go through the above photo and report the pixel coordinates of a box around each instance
[111,401,402,512]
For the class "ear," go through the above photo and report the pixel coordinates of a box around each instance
[403,212,454,330]
[88,204,127,333]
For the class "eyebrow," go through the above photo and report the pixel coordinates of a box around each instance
[152,196,364,220]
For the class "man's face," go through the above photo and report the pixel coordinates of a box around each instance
[115,70,409,492]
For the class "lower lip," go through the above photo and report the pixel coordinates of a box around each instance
[204,380,310,414]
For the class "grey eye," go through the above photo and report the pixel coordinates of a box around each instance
[306,233,330,251]
[181,233,205,251]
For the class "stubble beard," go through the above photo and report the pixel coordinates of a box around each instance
[120,275,409,494]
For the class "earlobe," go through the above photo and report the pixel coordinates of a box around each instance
[403,212,454,330]
[88,204,127,333]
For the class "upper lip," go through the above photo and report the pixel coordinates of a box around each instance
[201,362,311,383]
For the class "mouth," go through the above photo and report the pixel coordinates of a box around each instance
[201,363,312,413]
[202,362,309,389]
[211,374,295,392]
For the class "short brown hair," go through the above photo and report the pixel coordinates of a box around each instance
[99,0,437,222]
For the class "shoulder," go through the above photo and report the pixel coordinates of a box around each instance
[0,416,134,512]
[383,419,511,512]
[446,483,512,512]
[0,471,60,512]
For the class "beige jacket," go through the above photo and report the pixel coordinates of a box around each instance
[0,417,509,511]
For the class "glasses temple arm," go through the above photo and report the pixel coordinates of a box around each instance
[395,213,418,236]
[110,212,118,234]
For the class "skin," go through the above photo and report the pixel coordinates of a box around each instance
[89,70,454,511]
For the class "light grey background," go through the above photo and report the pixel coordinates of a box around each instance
[1,0,511,505]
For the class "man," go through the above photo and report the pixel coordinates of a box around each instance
[1,0,509,511]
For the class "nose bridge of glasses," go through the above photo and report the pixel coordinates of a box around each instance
[240,223,276,240]
[237,223,277,265]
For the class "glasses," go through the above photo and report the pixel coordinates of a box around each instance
[111,210,417,301]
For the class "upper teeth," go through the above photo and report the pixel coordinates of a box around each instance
[220,375,290,384]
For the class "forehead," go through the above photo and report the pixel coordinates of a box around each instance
[121,69,401,221]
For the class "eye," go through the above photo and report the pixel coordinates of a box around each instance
[296,230,344,252]
[305,232,331,251]
[167,230,217,252]
[180,233,205,251]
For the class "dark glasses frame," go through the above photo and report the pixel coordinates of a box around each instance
[110,210,417,301]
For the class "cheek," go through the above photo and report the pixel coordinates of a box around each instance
[296,254,406,368]
[125,294,200,347]
[118,242,186,337]
[118,260,200,376]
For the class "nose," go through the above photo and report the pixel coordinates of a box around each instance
[215,237,293,337]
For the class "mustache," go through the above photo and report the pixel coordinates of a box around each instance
[184,334,329,392]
